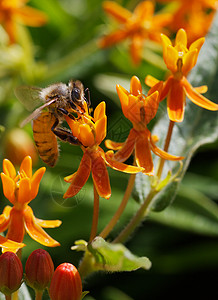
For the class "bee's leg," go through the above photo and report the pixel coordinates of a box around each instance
[51,119,79,145]
[84,87,91,107]
[57,108,75,119]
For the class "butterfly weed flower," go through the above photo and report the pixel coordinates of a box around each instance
[157,0,217,41]
[0,0,47,44]
[99,0,172,65]
[0,156,61,253]
[145,28,218,122]
[105,76,184,175]
[64,101,143,200]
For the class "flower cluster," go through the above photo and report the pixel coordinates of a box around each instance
[0,156,61,253]
[99,0,172,64]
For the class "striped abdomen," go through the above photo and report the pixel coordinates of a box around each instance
[33,112,59,167]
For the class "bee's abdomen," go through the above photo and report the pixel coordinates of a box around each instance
[33,112,59,167]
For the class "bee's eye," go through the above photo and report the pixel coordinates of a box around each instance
[71,88,80,100]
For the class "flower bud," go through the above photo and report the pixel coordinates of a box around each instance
[25,249,54,291]
[49,263,82,300]
[0,252,23,295]
[3,128,38,166]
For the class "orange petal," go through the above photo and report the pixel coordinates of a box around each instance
[116,84,129,118]
[182,78,218,111]
[175,28,187,48]
[91,150,111,199]
[95,115,107,145]
[30,167,46,200]
[127,94,142,123]
[105,139,124,150]
[135,131,154,175]
[24,206,60,247]
[182,49,198,75]
[134,0,154,20]
[103,1,132,23]
[3,159,16,179]
[79,124,95,147]
[0,236,25,254]
[105,151,143,173]
[20,155,32,178]
[0,206,11,233]
[130,76,142,96]
[15,6,48,26]
[130,34,144,65]
[165,45,178,73]
[189,37,205,52]
[147,81,163,97]
[94,101,106,121]
[113,129,137,162]
[1,173,16,204]
[35,218,62,228]
[18,178,31,204]
[194,85,208,94]
[167,79,185,122]
[4,18,17,44]
[145,75,160,87]
[64,152,91,199]
[143,91,159,124]
[6,207,25,243]
[160,76,173,101]
[99,30,129,48]
[150,136,184,160]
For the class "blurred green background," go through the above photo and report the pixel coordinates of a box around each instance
[0,0,218,299]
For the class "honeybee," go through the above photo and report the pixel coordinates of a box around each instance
[15,80,90,167]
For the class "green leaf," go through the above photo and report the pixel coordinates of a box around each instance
[87,236,151,272]
[134,11,218,212]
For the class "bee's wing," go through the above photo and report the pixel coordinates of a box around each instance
[20,99,57,127]
[14,86,43,111]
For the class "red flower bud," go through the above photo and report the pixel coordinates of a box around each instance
[0,252,23,295]
[49,263,82,300]
[25,249,54,291]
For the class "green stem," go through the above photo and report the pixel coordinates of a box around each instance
[113,189,157,244]
[89,183,99,242]
[156,120,175,180]
[99,174,136,239]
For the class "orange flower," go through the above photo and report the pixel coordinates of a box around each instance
[105,76,183,175]
[64,101,143,199]
[0,156,61,253]
[99,1,172,64]
[145,29,218,122]
[157,0,217,43]
[0,0,47,43]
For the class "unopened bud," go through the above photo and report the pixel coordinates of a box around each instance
[49,263,82,300]
[0,252,23,295]
[3,128,38,166]
[25,249,54,291]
